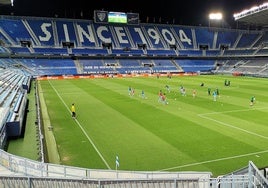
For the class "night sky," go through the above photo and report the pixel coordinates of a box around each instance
[0,0,266,27]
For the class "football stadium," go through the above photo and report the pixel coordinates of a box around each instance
[0,1,268,188]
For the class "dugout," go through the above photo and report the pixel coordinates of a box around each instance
[5,93,28,137]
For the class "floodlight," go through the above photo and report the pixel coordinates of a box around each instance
[208,12,223,27]
[209,13,222,20]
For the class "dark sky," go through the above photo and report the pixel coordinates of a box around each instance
[0,0,266,27]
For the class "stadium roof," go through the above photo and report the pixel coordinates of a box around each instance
[235,9,268,27]
[234,3,268,28]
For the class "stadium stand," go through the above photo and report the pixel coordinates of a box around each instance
[0,69,30,137]
[0,15,267,77]
[0,8,268,186]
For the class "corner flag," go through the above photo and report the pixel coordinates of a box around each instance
[116,155,119,168]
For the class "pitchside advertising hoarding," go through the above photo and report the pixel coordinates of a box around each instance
[94,10,139,25]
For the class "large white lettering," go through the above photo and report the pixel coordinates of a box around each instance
[133,28,147,44]
[39,23,52,41]
[161,29,176,45]
[179,30,191,45]
[37,21,192,47]
[114,27,128,44]
[63,24,70,42]
[77,25,95,43]
[147,28,160,44]
[96,26,111,43]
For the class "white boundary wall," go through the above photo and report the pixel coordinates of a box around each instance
[1,149,268,188]
[0,149,211,181]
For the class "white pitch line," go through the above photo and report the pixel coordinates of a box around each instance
[199,106,268,116]
[197,107,268,140]
[48,80,111,169]
[160,149,268,171]
[198,114,268,140]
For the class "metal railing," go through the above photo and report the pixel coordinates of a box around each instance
[0,148,267,188]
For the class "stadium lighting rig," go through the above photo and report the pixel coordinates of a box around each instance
[208,12,223,27]
[209,13,223,20]
[233,2,268,20]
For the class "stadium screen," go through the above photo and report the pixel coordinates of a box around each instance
[108,12,127,24]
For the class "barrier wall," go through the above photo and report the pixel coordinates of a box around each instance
[37,72,198,80]
[0,149,267,188]
[0,149,211,180]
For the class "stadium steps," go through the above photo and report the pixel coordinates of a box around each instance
[22,19,40,46]
[74,59,83,74]
[171,59,183,72]
[0,27,16,46]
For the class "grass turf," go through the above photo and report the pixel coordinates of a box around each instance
[38,74,268,177]
[7,80,39,161]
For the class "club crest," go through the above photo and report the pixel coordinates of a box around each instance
[97,12,106,22]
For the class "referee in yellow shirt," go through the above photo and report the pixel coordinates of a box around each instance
[71,103,76,118]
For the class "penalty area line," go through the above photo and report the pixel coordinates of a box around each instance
[160,149,268,171]
[199,106,268,116]
[198,113,268,140]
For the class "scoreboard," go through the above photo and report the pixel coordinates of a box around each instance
[94,10,139,25]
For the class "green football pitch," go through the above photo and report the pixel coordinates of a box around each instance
[38,74,268,177]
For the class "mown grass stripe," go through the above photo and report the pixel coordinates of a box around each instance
[48,80,111,169]
[38,75,268,176]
